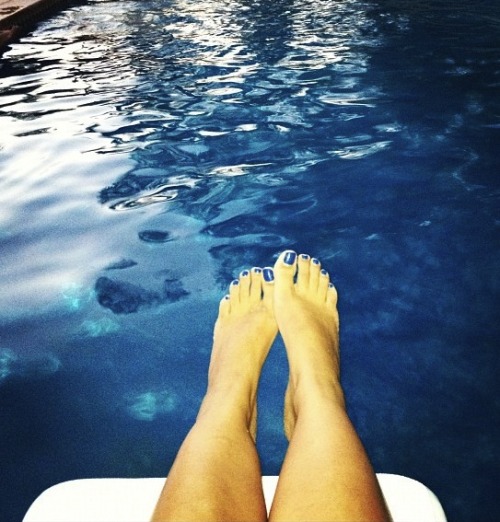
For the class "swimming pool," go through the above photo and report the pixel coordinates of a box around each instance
[1,0,499,520]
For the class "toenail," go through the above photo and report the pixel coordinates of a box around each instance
[232,279,239,286]
[253,267,262,274]
[321,268,328,276]
[241,270,249,277]
[283,251,297,265]
[328,283,334,288]
[224,294,230,300]
[263,267,274,282]
[300,254,310,260]
[312,258,320,265]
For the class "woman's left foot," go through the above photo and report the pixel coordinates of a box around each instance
[204,267,278,440]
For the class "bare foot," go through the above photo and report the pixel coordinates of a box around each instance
[272,250,342,440]
[205,267,278,441]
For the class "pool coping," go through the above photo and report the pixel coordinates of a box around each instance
[0,0,82,51]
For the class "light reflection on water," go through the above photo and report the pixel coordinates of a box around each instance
[0,1,499,521]
[0,0,391,314]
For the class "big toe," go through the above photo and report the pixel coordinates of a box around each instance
[273,250,297,294]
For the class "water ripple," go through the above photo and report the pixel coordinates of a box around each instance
[330,140,392,160]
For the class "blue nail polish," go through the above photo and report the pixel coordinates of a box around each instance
[232,279,239,286]
[300,254,310,260]
[241,270,249,277]
[253,268,262,274]
[224,294,230,300]
[321,268,328,276]
[284,251,296,265]
[328,283,334,288]
[312,258,320,265]
[263,268,274,282]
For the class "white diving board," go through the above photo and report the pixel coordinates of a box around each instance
[23,474,447,522]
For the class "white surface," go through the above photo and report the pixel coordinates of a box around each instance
[23,474,446,522]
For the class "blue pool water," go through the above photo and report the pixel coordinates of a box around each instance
[1,0,499,520]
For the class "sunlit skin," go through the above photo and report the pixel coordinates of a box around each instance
[151,250,391,522]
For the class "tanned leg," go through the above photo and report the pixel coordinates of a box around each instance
[269,251,391,522]
[151,267,278,522]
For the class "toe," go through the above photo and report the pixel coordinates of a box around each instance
[218,294,230,316]
[239,269,251,298]
[309,257,321,290]
[273,250,297,293]
[249,267,263,301]
[296,253,311,291]
[327,282,338,308]
[263,266,275,284]
[318,268,330,300]
[262,266,274,308]
[229,278,240,306]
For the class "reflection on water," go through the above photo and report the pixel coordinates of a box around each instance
[0,1,499,521]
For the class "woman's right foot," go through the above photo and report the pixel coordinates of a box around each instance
[273,250,343,440]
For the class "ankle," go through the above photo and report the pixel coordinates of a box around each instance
[198,386,255,427]
[292,373,346,411]
[206,374,258,404]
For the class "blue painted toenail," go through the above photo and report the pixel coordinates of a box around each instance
[232,279,239,285]
[284,251,296,265]
[224,294,230,300]
[263,268,274,282]
[312,258,320,265]
[253,268,262,274]
[301,254,310,260]
[321,269,328,276]
[241,270,249,277]
[328,283,334,288]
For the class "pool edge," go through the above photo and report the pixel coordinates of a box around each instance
[0,0,85,51]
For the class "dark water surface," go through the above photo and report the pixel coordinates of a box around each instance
[1,0,499,520]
